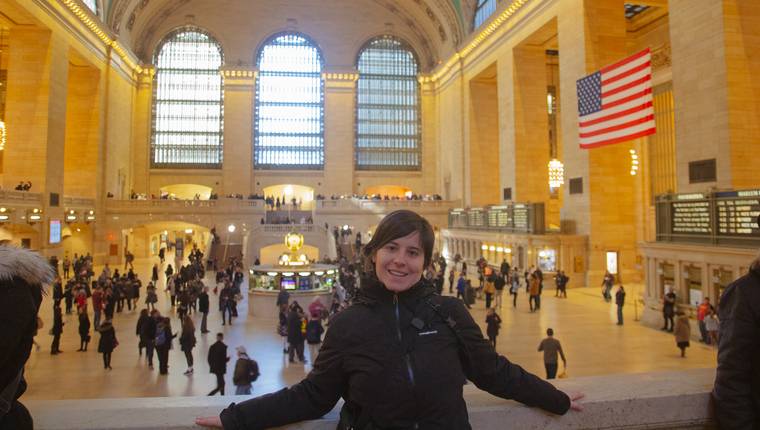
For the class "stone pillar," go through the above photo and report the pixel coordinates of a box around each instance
[468,69,500,206]
[64,64,101,198]
[322,71,356,195]
[221,67,254,196]
[131,67,154,194]
[512,45,550,203]
[559,0,637,287]
[4,28,69,256]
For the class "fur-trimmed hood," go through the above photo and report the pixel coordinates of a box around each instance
[0,245,56,287]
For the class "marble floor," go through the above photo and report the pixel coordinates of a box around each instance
[24,253,717,401]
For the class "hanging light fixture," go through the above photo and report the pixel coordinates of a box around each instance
[548,158,565,189]
[630,149,640,175]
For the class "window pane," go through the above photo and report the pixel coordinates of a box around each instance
[151,29,224,167]
[82,0,98,14]
[473,0,498,30]
[254,34,324,170]
[356,37,420,171]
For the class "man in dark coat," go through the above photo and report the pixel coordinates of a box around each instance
[199,287,210,334]
[207,333,230,396]
[287,304,306,363]
[0,246,55,430]
[713,243,760,429]
[50,304,64,354]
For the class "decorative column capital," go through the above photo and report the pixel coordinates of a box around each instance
[322,68,358,92]
[220,66,257,90]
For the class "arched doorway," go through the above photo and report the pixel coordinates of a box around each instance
[159,184,213,200]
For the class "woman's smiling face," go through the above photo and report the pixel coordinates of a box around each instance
[373,231,424,293]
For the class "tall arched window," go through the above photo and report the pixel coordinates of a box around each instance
[82,0,98,15]
[151,28,224,168]
[255,33,324,169]
[473,0,498,30]
[356,36,420,170]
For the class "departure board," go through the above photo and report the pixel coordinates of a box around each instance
[513,204,529,230]
[672,200,711,234]
[715,190,760,235]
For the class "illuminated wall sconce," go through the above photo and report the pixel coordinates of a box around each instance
[481,244,488,251]
[488,245,496,252]
[630,149,640,175]
[65,209,78,223]
[85,210,96,222]
[185,228,194,234]
[496,247,504,253]
[548,159,565,189]
[0,207,9,222]
[28,208,42,223]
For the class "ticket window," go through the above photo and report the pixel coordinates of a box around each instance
[683,264,703,307]
[712,267,734,305]
[658,261,675,300]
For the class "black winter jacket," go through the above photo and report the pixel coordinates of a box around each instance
[220,278,570,429]
[714,261,760,429]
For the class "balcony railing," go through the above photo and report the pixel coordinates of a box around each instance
[0,190,43,204]
[655,189,760,247]
[448,203,545,234]
[106,198,266,212]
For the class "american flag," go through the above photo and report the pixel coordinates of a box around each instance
[576,48,656,149]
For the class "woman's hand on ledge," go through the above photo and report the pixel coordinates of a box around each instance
[568,392,585,412]
[195,415,222,428]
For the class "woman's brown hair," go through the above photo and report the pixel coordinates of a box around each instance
[361,210,435,275]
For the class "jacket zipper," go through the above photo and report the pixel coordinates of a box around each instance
[394,294,416,387]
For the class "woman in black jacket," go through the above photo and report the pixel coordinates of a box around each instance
[197,210,582,429]
[77,308,91,351]
[97,319,117,370]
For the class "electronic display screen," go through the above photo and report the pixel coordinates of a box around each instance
[49,220,61,244]
[281,278,296,290]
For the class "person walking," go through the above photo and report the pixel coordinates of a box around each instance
[696,297,713,344]
[180,315,197,375]
[661,287,676,331]
[601,271,614,302]
[199,287,210,334]
[77,308,91,352]
[483,273,496,309]
[455,273,470,309]
[615,286,626,325]
[704,309,719,347]
[232,346,259,395]
[151,263,159,285]
[529,273,540,312]
[305,313,324,363]
[155,317,176,375]
[674,311,690,358]
[140,310,159,369]
[97,319,117,370]
[287,303,306,364]
[50,304,64,355]
[207,333,230,396]
[485,308,502,349]
[494,270,505,308]
[538,328,566,380]
[510,269,520,308]
[136,309,150,356]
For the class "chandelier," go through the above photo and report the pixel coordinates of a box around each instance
[630,149,639,175]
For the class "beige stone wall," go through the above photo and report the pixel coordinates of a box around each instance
[723,0,760,189]
[468,78,500,206]
[64,64,101,199]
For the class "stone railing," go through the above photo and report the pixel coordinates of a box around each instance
[259,224,325,234]
[28,368,715,430]
[62,196,96,208]
[0,190,43,204]
[105,198,266,214]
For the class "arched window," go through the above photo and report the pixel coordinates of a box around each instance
[356,36,420,170]
[255,33,324,169]
[473,0,498,30]
[82,0,98,15]
[151,28,224,168]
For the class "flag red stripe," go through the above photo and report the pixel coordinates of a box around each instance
[579,114,654,138]
[580,128,656,149]
[602,88,652,110]
[601,61,651,86]
[600,48,651,74]
[602,74,651,98]
[579,101,652,127]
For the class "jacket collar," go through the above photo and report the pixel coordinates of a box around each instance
[355,275,436,306]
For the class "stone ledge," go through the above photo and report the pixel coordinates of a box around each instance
[27,368,715,430]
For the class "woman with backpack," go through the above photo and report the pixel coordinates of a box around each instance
[233,346,259,395]
[197,210,582,429]
[305,312,325,363]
